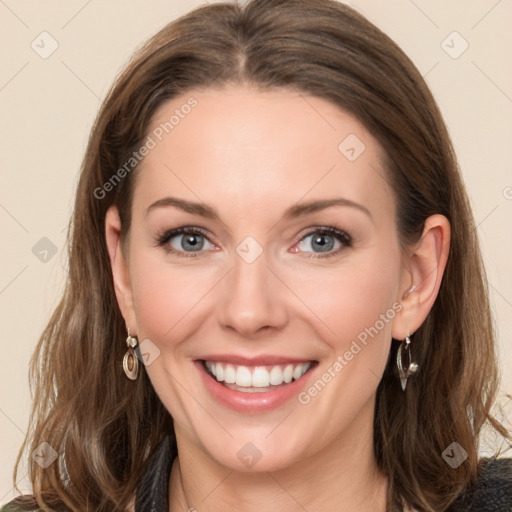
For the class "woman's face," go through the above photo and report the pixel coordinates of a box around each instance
[112,86,412,471]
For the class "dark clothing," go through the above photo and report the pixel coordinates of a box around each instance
[135,437,512,511]
[2,436,512,511]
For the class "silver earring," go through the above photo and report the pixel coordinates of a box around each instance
[123,330,139,380]
[397,335,418,391]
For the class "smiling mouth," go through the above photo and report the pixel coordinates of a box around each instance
[201,360,317,393]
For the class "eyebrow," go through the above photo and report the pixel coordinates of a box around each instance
[144,196,372,222]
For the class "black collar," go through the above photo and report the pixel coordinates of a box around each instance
[134,436,512,512]
[135,436,175,512]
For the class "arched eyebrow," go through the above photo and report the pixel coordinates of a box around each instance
[284,198,372,221]
[144,196,372,222]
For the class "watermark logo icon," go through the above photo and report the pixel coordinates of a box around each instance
[135,338,161,366]
[338,134,366,161]
[237,442,262,468]
[442,442,468,468]
[236,236,263,264]
[31,31,59,59]
[32,237,58,263]
[32,442,58,468]
[441,31,469,59]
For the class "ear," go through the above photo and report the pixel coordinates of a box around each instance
[105,205,138,333]
[392,214,451,339]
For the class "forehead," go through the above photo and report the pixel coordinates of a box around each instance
[133,85,394,225]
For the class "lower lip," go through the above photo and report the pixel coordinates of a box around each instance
[195,361,317,413]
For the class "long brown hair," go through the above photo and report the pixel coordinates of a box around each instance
[12,0,509,510]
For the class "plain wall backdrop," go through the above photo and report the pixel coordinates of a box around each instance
[1,0,511,503]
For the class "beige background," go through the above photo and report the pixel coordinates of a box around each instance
[1,0,511,503]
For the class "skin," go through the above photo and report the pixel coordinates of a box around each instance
[105,85,450,512]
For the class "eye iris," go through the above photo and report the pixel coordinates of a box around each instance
[312,233,334,252]
[182,234,203,251]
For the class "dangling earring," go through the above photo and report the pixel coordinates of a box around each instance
[397,334,418,391]
[123,329,139,380]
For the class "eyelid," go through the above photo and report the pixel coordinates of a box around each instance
[155,225,352,259]
[296,225,352,244]
[154,226,217,257]
[292,226,352,259]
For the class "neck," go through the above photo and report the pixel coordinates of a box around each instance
[169,399,388,512]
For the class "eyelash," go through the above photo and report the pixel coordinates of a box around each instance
[154,226,353,259]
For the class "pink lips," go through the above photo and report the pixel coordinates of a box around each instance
[195,358,318,413]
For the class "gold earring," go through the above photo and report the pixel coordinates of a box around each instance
[397,334,418,391]
[123,330,139,380]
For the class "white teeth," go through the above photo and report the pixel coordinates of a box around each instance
[215,362,224,382]
[236,366,252,387]
[269,366,283,385]
[252,367,269,388]
[292,364,304,380]
[283,364,293,384]
[205,361,312,388]
[224,364,236,384]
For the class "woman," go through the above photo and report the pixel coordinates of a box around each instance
[3,0,511,510]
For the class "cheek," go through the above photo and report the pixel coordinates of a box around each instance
[128,249,206,341]
[290,251,401,348]
[128,232,401,358]
[128,245,228,351]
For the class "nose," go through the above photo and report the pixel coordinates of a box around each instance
[217,248,288,338]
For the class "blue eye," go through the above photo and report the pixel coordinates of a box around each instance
[156,227,215,257]
[155,226,352,259]
[296,227,352,259]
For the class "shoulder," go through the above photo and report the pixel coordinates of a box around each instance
[0,505,18,512]
[0,503,42,512]
[0,497,49,512]
[450,457,512,511]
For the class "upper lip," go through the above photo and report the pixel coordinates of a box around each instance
[197,354,317,366]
